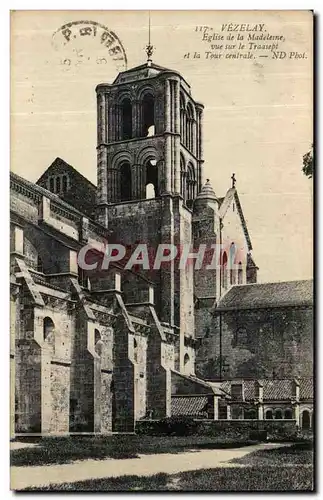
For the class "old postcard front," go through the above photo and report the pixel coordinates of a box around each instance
[10,10,313,492]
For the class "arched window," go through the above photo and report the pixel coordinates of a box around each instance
[265,410,273,420]
[120,162,132,201]
[43,317,55,341]
[142,94,155,137]
[186,163,196,201]
[94,329,103,356]
[284,409,293,419]
[244,408,257,420]
[49,177,55,192]
[180,154,186,198]
[222,251,228,290]
[301,410,310,429]
[56,176,61,193]
[186,103,194,151]
[229,243,236,285]
[146,158,158,198]
[121,98,132,140]
[238,261,243,284]
[275,409,283,419]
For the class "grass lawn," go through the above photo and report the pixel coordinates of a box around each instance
[17,440,314,492]
[11,434,257,467]
[23,465,314,492]
[230,441,314,466]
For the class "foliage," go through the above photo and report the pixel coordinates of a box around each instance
[156,416,198,436]
[302,145,313,178]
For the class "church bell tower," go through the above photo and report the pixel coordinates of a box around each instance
[95,49,204,373]
[95,58,204,208]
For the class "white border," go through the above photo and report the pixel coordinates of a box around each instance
[2,2,320,499]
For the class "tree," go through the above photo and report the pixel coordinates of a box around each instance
[302,144,313,179]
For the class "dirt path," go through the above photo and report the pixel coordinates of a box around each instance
[10,442,289,490]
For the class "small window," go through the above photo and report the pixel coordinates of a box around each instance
[37,255,43,273]
[265,409,273,420]
[94,329,103,356]
[184,353,190,365]
[284,409,293,419]
[49,177,55,192]
[222,252,228,289]
[120,162,132,202]
[229,243,236,285]
[62,175,68,193]
[94,329,101,344]
[56,176,61,193]
[235,327,248,346]
[218,402,227,420]
[146,183,155,199]
[275,409,283,420]
[231,383,243,401]
[121,98,132,140]
[231,406,242,419]
[238,262,243,284]
[43,317,55,341]
[244,408,257,419]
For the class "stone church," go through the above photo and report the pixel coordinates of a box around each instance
[10,55,313,435]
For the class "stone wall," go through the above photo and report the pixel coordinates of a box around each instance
[196,306,313,379]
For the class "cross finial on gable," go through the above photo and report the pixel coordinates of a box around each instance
[231,173,236,188]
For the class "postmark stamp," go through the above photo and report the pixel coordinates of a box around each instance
[51,20,127,72]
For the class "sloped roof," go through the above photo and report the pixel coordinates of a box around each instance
[216,280,313,311]
[37,157,97,190]
[11,171,85,217]
[221,378,313,401]
[171,369,229,396]
[113,61,183,85]
[196,179,218,201]
[171,396,208,417]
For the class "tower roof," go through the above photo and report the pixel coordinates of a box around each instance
[113,62,182,85]
[196,179,217,201]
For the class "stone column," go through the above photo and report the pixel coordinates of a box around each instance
[97,93,106,144]
[131,164,142,200]
[165,135,172,193]
[198,108,204,159]
[196,109,200,158]
[213,396,219,420]
[192,120,197,157]
[108,105,113,142]
[293,404,300,427]
[133,100,140,138]
[107,168,119,203]
[227,404,231,420]
[165,79,171,132]
[174,81,181,194]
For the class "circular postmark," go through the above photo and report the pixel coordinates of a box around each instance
[52,20,127,73]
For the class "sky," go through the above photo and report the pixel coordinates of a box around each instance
[10,10,313,283]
